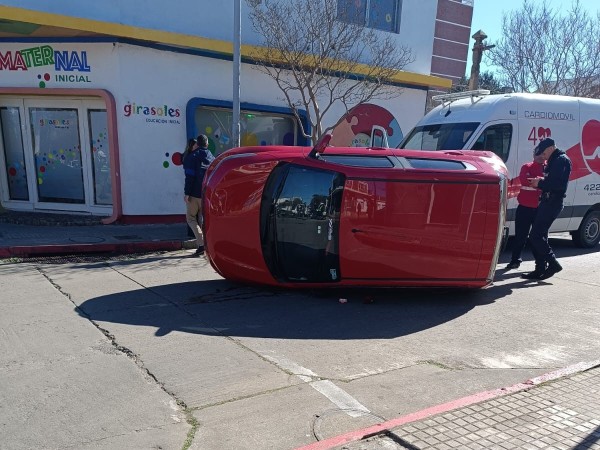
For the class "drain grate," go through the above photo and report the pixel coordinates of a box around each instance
[112,235,142,240]
[3,251,170,264]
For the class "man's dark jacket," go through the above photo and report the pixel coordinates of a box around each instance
[183,147,215,198]
[538,149,571,197]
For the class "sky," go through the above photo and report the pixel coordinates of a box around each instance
[467,0,600,76]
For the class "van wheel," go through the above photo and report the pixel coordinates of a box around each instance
[572,211,600,248]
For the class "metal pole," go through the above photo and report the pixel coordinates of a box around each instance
[468,30,495,91]
[233,0,241,148]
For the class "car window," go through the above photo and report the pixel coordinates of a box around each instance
[399,122,480,151]
[318,154,394,168]
[470,124,513,162]
[405,158,467,170]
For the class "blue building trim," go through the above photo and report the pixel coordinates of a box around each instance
[186,97,311,146]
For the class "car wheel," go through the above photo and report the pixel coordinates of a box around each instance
[572,211,600,248]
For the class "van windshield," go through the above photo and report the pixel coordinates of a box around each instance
[398,122,480,151]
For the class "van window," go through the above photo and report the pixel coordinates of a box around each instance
[399,122,479,151]
[471,124,513,162]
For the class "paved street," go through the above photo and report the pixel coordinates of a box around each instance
[0,236,598,449]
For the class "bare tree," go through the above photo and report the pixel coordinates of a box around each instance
[488,0,600,97]
[246,0,413,145]
[450,72,504,94]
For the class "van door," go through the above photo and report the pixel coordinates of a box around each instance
[516,100,579,233]
[468,120,519,230]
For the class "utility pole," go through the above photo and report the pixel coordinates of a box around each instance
[233,0,241,148]
[468,30,495,90]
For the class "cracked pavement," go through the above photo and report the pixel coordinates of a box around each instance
[1,241,599,449]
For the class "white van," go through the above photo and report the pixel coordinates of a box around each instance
[398,91,600,248]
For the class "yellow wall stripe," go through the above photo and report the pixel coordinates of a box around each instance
[0,6,452,89]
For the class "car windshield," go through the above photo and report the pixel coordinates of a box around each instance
[398,122,480,151]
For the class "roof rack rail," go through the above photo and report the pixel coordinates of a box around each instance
[432,89,490,106]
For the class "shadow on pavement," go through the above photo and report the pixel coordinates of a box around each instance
[76,277,508,341]
[71,238,597,341]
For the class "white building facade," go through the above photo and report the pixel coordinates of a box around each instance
[0,0,462,222]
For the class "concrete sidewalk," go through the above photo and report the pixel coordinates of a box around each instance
[3,210,600,450]
[298,362,600,450]
[0,211,194,258]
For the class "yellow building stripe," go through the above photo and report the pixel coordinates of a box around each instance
[0,5,452,89]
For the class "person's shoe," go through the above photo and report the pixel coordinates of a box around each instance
[521,269,545,280]
[539,259,562,280]
[194,246,205,256]
[506,260,521,270]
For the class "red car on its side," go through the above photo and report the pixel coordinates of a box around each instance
[202,139,508,289]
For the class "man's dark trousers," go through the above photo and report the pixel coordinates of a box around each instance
[511,204,538,264]
[529,197,564,266]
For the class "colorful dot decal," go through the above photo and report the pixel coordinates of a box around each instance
[172,152,183,165]
[37,73,50,88]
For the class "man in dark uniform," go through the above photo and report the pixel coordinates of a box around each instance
[183,134,215,256]
[522,138,572,280]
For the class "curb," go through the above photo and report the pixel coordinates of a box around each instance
[0,241,184,258]
[295,360,600,450]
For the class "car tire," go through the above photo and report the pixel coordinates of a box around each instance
[572,211,600,248]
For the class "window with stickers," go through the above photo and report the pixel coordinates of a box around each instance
[337,0,402,33]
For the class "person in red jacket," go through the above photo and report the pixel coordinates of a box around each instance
[506,148,545,270]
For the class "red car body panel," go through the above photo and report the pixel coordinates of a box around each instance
[202,145,507,289]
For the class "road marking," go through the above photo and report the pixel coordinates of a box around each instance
[295,359,600,450]
[262,354,370,418]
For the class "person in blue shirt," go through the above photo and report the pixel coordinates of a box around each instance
[183,134,215,256]
[522,138,572,280]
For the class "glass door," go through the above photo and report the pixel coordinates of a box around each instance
[0,97,111,214]
[0,100,30,202]
[26,100,86,205]
[87,109,112,206]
